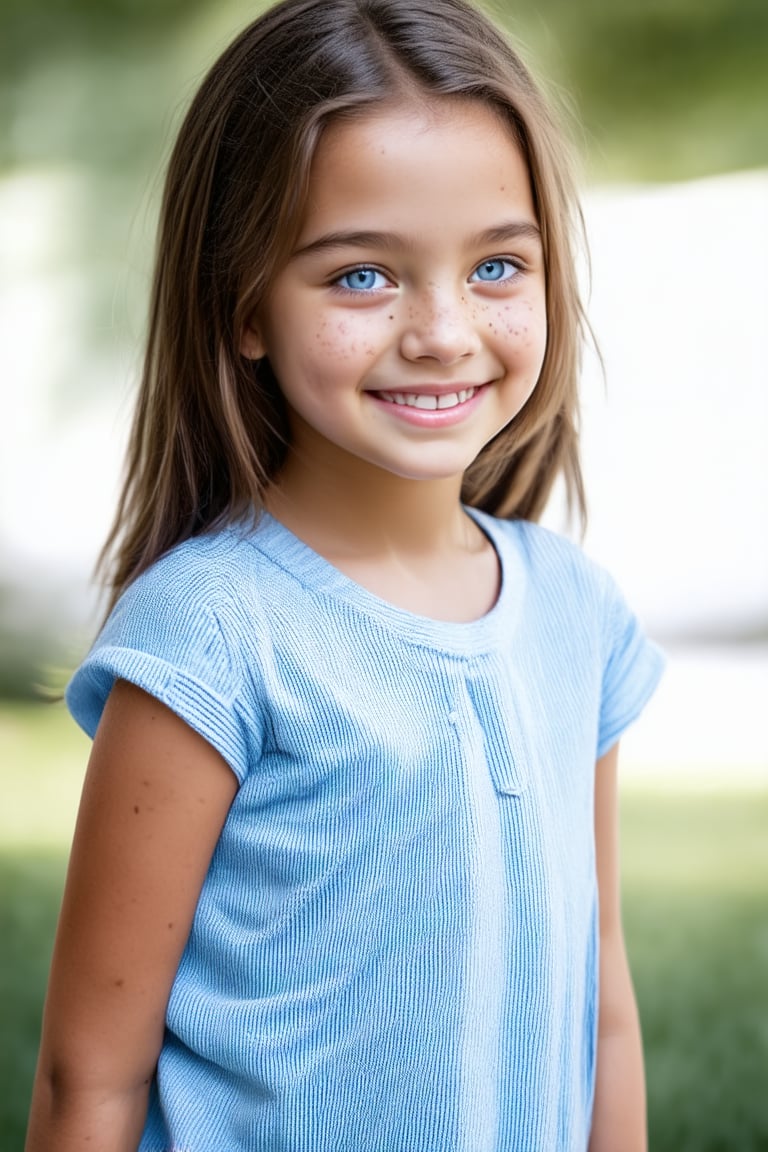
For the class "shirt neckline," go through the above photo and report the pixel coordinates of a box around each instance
[249,507,525,656]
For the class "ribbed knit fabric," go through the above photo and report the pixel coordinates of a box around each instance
[66,509,664,1152]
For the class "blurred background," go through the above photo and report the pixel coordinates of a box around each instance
[1,0,767,1147]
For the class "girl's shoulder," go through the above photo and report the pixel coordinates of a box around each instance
[66,523,268,766]
[122,521,262,602]
[479,512,663,664]
[106,518,280,645]
[473,512,617,609]
[482,515,665,754]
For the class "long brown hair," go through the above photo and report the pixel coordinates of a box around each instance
[101,0,588,610]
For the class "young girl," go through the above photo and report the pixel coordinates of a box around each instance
[26,0,664,1149]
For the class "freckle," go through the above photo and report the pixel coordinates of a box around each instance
[167,922,174,930]
[133,805,140,815]
[114,978,125,988]
[388,314,394,320]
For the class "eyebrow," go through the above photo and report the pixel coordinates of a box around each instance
[292,220,542,258]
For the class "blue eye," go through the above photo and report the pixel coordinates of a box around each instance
[337,267,387,291]
[470,258,518,283]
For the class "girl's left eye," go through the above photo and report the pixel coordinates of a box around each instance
[470,258,520,283]
[336,267,389,292]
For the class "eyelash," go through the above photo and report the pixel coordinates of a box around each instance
[331,256,525,295]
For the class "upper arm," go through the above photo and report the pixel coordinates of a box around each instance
[37,679,239,1093]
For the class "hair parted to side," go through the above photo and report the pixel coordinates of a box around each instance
[101,0,588,609]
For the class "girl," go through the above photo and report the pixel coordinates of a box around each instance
[26,0,664,1149]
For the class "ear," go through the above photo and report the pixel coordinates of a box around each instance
[240,321,266,361]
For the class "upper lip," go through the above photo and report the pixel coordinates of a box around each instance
[369,383,484,396]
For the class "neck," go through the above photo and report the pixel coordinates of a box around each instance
[265,451,472,560]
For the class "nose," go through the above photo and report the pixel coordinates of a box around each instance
[399,287,482,365]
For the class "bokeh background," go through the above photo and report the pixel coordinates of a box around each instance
[2,0,767,1147]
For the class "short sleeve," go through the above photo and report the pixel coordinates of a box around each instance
[65,554,255,781]
[597,574,665,758]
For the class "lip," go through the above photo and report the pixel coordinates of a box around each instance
[367,383,488,427]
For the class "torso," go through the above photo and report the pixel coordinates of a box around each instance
[67,510,663,1152]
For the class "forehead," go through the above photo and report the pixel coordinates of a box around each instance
[296,98,537,244]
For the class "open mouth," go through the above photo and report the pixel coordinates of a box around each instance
[375,388,477,411]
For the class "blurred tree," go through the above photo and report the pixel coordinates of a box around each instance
[0,583,55,699]
[0,0,213,69]
[1,0,766,180]
[508,0,768,179]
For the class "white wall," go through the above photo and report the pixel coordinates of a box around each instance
[578,171,768,639]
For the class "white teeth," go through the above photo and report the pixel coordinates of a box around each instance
[377,388,476,410]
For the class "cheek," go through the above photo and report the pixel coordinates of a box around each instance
[489,299,548,416]
[489,297,548,364]
[527,307,549,371]
[306,316,385,365]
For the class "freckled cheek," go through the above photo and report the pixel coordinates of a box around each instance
[488,299,547,355]
[310,317,388,362]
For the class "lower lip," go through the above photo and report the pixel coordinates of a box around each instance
[368,386,487,428]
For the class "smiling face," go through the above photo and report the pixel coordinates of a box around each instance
[243,98,547,489]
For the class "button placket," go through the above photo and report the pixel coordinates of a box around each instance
[464,658,527,796]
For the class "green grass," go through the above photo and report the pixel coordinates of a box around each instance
[1,701,88,1150]
[621,791,768,1151]
[2,702,767,1149]
[0,852,67,1145]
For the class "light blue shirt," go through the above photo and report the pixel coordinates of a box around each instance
[67,510,664,1151]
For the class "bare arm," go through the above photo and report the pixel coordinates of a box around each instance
[588,743,647,1152]
[25,680,239,1152]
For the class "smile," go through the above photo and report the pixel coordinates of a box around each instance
[376,388,477,411]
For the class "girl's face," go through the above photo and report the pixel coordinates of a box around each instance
[244,98,547,487]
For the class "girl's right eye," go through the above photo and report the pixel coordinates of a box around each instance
[335,267,389,292]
